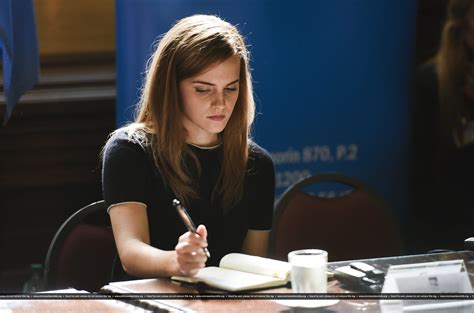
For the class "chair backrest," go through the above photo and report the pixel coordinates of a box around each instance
[270,173,402,262]
[43,200,117,291]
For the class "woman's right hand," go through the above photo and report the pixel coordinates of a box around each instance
[174,224,209,276]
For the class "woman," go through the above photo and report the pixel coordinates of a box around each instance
[410,0,474,252]
[102,15,275,278]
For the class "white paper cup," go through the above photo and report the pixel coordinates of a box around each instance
[288,249,328,293]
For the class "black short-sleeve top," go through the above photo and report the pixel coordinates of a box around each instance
[102,129,275,267]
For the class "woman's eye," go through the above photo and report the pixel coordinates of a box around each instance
[195,88,210,93]
[225,87,238,92]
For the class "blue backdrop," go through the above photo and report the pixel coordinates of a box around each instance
[116,0,417,223]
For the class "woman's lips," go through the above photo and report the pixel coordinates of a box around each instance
[207,115,225,121]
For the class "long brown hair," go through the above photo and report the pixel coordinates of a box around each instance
[128,15,254,209]
[436,0,474,142]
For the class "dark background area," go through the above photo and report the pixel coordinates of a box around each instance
[415,0,447,66]
[0,0,116,291]
[0,0,450,291]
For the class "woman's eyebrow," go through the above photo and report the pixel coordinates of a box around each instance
[192,80,214,86]
[192,79,239,86]
[226,79,239,86]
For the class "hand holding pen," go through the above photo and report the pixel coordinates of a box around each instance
[173,199,211,258]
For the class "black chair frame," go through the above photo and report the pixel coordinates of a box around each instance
[43,200,113,290]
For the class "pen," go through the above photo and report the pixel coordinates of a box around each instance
[172,199,211,259]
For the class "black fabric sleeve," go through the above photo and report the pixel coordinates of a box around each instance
[248,144,275,230]
[102,131,151,209]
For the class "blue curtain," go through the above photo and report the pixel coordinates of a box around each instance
[0,0,40,125]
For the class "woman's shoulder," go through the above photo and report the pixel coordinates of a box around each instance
[416,60,437,76]
[416,60,438,89]
[104,125,151,155]
[248,141,274,166]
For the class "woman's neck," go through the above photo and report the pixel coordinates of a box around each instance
[187,142,222,149]
[186,134,221,148]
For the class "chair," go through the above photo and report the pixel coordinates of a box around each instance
[270,173,402,262]
[43,200,117,291]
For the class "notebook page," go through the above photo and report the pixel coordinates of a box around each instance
[219,253,291,280]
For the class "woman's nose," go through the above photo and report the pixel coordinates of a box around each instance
[211,92,226,108]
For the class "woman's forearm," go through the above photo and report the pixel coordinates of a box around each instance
[119,238,179,278]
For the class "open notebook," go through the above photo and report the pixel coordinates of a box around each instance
[171,253,291,292]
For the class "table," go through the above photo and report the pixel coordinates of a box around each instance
[0,289,152,312]
[101,251,474,312]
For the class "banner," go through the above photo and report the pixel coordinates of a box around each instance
[115,0,417,222]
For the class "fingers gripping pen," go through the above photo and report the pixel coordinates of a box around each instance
[172,199,211,259]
